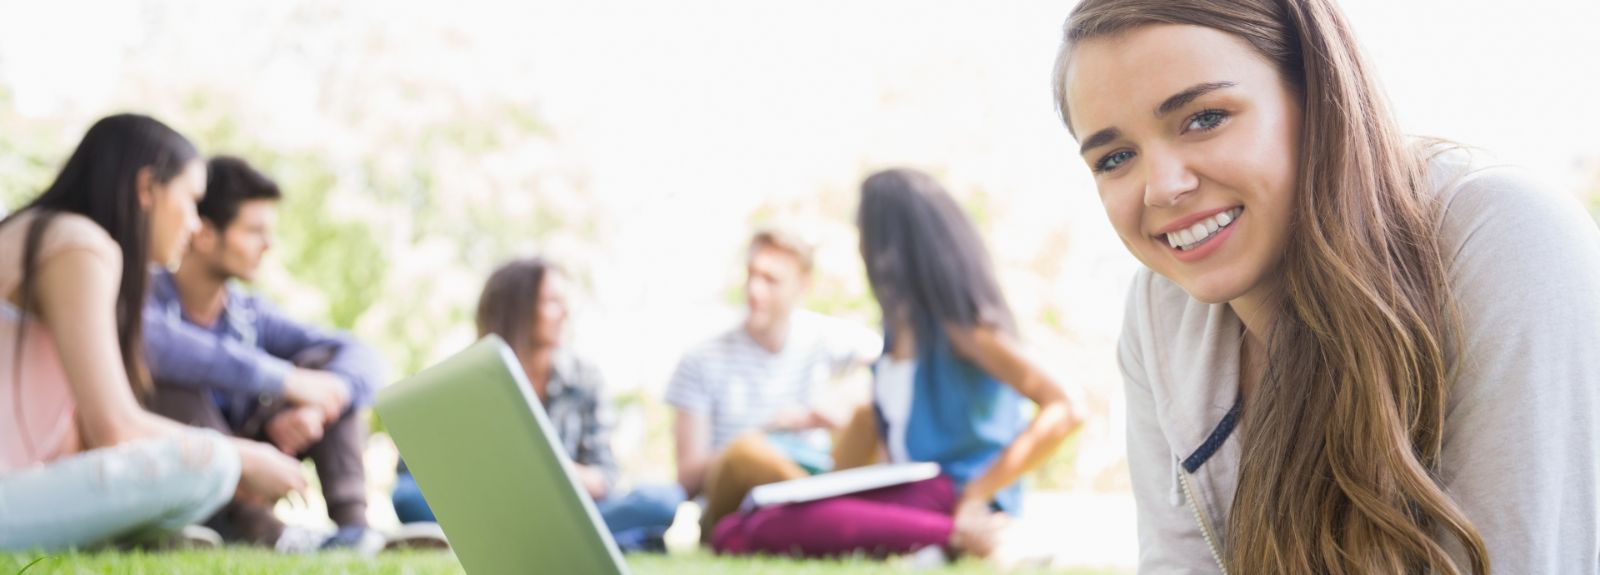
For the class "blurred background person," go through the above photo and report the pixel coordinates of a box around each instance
[393,257,686,553]
[1,114,304,551]
[666,226,881,541]
[142,156,390,553]
[711,169,1082,560]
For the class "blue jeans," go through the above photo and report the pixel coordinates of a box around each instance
[594,483,684,552]
[392,471,684,553]
[391,470,437,524]
[0,429,240,551]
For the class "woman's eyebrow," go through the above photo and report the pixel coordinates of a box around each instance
[1079,81,1238,156]
[1156,81,1237,118]
[1079,127,1122,156]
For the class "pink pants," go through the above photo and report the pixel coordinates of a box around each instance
[710,475,957,557]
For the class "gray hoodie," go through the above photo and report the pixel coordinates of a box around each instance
[1118,150,1600,574]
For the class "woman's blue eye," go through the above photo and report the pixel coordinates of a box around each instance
[1095,150,1135,173]
[1185,110,1227,133]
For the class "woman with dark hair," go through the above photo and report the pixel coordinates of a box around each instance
[392,257,684,552]
[710,168,1083,559]
[1056,0,1600,572]
[0,114,306,551]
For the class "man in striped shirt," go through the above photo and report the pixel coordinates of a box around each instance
[667,226,881,540]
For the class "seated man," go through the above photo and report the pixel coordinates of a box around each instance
[143,156,387,552]
[667,226,881,540]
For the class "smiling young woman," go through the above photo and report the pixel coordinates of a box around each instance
[1053,1,1600,574]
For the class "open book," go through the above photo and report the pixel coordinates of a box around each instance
[741,462,942,510]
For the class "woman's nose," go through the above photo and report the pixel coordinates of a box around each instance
[1143,151,1199,208]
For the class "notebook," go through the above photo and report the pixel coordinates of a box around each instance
[741,462,942,510]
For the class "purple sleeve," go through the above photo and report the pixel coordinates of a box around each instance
[249,297,385,409]
[142,302,292,397]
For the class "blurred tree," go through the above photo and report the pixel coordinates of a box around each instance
[1588,164,1600,225]
[0,89,66,211]
[183,108,387,334]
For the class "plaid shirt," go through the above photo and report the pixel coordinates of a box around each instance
[543,351,619,491]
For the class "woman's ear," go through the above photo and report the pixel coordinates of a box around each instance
[136,166,155,211]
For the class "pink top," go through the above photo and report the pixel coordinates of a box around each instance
[0,211,121,474]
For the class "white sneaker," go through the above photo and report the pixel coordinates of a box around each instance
[105,525,223,552]
[175,525,224,550]
[384,522,451,551]
[274,525,334,554]
[897,545,952,570]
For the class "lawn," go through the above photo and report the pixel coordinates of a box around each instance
[1,549,1130,574]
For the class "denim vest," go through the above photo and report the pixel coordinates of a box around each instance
[875,323,1026,513]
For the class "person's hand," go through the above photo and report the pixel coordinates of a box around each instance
[236,439,307,502]
[265,405,326,456]
[574,464,609,501]
[283,368,350,423]
[949,497,1009,558]
[765,408,826,432]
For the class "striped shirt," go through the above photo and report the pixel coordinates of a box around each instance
[665,310,880,450]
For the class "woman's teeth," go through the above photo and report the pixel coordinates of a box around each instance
[1166,207,1242,250]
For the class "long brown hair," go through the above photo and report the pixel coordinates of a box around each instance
[857,168,1017,343]
[475,257,558,355]
[1054,1,1489,573]
[2,114,199,399]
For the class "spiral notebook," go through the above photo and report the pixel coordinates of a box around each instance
[740,462,942,511]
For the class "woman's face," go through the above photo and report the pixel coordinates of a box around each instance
[533,271,570,349]
[1064,24,1302,305]
[144,159,207,267]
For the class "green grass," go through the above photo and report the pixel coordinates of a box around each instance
[1,550,459,575]
[629,553,1123,574]
[2,550,1128,574]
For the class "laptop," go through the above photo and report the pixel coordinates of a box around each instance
[377,336,629,575]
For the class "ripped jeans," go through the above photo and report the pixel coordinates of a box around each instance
[0,428,240,551]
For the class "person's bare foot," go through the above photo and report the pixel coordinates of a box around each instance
[984,521,1056,572]
[948,499,1010,558]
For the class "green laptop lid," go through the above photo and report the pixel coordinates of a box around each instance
[377,336,629,575]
